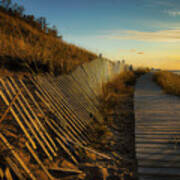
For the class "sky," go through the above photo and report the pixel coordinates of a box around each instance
[12,0,180,70]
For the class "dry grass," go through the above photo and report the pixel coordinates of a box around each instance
[89,71,142,146]
[89,71,137,147]
[153,71,180,96]
[0,11,97,74]
[102,71,136,98]
[88,70,139,179]
[87,70,149,179]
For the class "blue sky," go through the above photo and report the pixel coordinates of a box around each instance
[12,0,180,69]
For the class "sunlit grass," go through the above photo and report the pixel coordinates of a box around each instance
[89,71,137,149]
[89,69,149,149]
[0,11,97,74]
[153,71,180,96]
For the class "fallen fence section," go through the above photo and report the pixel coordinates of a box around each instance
[0,58,128,179]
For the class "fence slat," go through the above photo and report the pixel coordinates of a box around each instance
[0,133,37,180]
[1,80,53,160]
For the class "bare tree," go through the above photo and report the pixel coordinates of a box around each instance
[16,5,25,15]
[0,0,11,9]
[37,17,47,31]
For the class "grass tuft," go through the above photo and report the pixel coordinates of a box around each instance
[153,71,180,96]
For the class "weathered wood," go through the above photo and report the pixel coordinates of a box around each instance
[66,138,112,160]
[0,84,22,124]
[35,89,83,145]
[56,137,78,164]
[9,78,57,158]
[1,80,53,160]
[135,73,180,179]
[19,78,58,151]
[0,133,36,180]
[5,167,13,180]
[0,90,36,149]
[6,157,25,180]
[40,80,87,141]
[0,168,4,179]
[45,76,88,129]
[49,167,83,174]
[39,77,88,130]
[25,142,55,180]
[41,114,78,164]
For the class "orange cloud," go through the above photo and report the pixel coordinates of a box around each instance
[102,29,180,42]
[137,52,144,55]
[130,49,136,52]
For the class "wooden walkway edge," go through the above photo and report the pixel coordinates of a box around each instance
[134,73,180,180]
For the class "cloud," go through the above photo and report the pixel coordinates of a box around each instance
[118,48,137,53]
[165,10,180,16]
[137,52,144,55]
[141,0,179,9]
[101,29,180,42]
[130,49,136,52]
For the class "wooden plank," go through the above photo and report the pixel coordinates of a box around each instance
[35,89,84,145]
[138,159,180,168]
[56,137,78,164]
[19,78,58,152]
[135,73,180,179]
[139,176,180,180]
[41,114,78,164]
[5,167,13,180]
[40,76,89,128]
[63,73,98,111]
[56,76,95,121]
[0,168,4,179]
[0,90,36,149]
[138,167,180,176]
[0,133,36,180]
[41,77,92,143]
[6,157,25,180]
[0,85,22,124]
[25,142,54,180]
[66,138,112,160]
[45,76,89,129]
[9,78,57,158]
[41,83,87,138]
[136,154,180,161]
[1,80,53,160]
[48,117,83,148]
[136,147,180,154]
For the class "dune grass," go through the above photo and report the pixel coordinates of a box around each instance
[0,10,97,75]
[87,70,142,179]
[89,71,138,149]
[134,67,150,77]
[153,71,180,96]
[89,69,149,148]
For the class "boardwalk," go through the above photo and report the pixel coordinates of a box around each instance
[134,73,180,180]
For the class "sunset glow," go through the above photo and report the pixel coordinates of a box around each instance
[14,0,180,70]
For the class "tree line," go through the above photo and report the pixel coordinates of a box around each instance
[0,0,62,38]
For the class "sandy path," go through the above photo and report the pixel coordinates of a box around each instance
[134,72,180,180]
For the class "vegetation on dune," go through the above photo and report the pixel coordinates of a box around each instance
[86,70,148,179]
[134,67,150,77]
[86,69,149,178]
[0,0,97,75]
[153,71,180,96]
[89,69,149,148]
